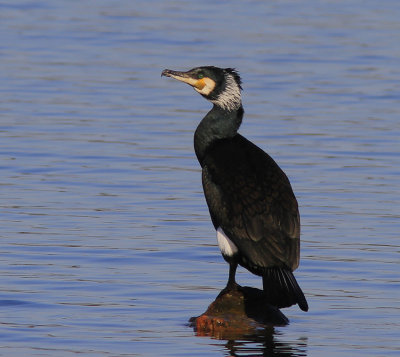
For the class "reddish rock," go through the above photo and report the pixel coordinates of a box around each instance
[189,286,288,339]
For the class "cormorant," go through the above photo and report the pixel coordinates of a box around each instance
[162,66,308,312]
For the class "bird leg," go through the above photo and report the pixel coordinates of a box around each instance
[227,260,238,289]
[218,260,240,297]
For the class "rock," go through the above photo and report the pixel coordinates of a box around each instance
[189,285,288,339]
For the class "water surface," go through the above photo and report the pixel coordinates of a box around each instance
[1,1,399,356]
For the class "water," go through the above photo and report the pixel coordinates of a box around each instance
[1,1,399,356]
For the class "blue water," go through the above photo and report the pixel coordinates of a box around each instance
[1,1,399,356]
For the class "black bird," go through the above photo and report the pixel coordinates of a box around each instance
[162,66,308,312]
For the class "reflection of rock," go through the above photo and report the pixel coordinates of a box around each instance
[189,285,288,339]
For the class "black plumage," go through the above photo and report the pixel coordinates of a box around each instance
[162,66,308,312]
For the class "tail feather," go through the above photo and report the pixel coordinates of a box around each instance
[262,267,308,312]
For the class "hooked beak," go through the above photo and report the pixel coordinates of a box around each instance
[161,69,199,88]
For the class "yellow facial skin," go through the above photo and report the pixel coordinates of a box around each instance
[193,77,216,95]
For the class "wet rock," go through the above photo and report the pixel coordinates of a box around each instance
[189,285,288,339]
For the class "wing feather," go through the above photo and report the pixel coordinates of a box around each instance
[202,134,300,271]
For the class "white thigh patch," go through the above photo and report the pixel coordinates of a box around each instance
[216,227,238,257]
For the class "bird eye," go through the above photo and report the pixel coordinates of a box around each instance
[198,73,204,79]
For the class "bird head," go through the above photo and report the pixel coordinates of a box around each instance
[162,66,242,111]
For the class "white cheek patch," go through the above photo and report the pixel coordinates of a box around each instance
[194,77,216,96]
[216,227,238,257]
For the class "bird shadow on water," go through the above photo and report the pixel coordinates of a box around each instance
[189,286,308,356]
[222,331,308,357]
[192,322,308,357]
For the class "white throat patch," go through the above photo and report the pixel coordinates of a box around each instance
[216,227,238,257]
[210,73,242,111]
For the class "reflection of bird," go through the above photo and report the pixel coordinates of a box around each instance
[162,66,308,312]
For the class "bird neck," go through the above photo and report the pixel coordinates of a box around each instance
[194,104,244,164]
